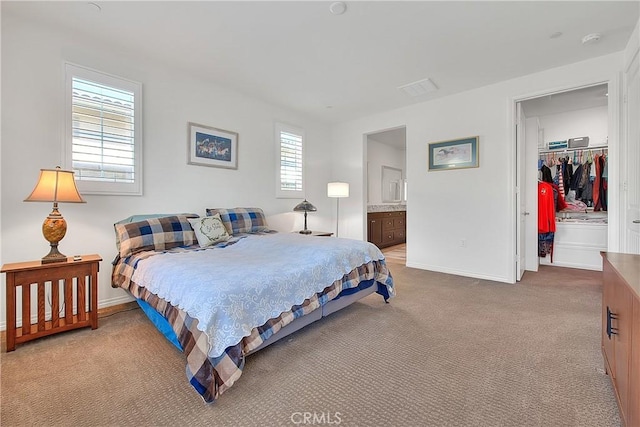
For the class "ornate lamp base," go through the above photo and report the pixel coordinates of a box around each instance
[41,207,68,264]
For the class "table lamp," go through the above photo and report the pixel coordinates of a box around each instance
[293,199,317,234]
[24,167,86,263]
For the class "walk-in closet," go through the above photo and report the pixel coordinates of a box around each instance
[522,84,609,270]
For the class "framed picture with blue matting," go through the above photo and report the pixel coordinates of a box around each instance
[428,136,478,171]
[188,122,238,169]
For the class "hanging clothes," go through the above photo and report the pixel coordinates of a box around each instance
[556,161,566,198]
[540,164,553,183]
[550,183,568,211]
[538,181,556,261]
[580,160,593,206]
[569,163,583,198]
[593,154,608,211]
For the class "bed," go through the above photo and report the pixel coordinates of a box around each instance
[111,209,395,403]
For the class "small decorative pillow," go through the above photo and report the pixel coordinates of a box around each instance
[205,207,270,235]
[188,214,230,248]
[115,215,196,258]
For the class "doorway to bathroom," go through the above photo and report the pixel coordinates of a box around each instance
[365,126,407,263]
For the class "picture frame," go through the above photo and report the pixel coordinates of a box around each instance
[187,122,238,169]
[428,136,479,171]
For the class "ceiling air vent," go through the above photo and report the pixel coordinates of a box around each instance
[398,78,438,97]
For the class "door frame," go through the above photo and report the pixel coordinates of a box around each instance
[508,76,622,283]
[362,125,408,244]
[622,46,640,253]
[515,102,526,281]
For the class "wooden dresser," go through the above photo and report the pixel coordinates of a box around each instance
[367,211,406,249]
[601,252,640,427]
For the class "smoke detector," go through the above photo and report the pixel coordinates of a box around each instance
[582,33,601,45]
[329,2,347,15]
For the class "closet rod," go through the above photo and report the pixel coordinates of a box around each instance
[538,146,608,155]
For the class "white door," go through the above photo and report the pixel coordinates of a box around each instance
[524,116,540,271]
[516,102,526,280]
[624,51,640,253]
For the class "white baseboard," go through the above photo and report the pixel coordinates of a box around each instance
[405,261,512,284]
[0,294,135,332]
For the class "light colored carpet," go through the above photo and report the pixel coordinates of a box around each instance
[0,262,620,427]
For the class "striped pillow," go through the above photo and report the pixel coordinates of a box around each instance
[115,215,196,258]
[205,207,270,235]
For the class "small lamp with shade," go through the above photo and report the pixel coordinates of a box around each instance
[293,199,317,234]
[24,167,86,264]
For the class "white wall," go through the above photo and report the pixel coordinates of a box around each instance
[538,106,608,148]
[366,139,405,205]
[331,53,624,283]
[0,14,333,328]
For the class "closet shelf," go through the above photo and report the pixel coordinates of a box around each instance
[556,209,608,222]
[538,146,608,155]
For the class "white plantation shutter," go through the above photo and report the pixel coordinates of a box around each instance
[275,123,305,198]
[72,78,135,183]
[65,63,143,195]
[280,131,303,191]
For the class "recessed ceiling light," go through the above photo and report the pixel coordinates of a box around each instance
[329,2,347,15]
[582,33,601,45]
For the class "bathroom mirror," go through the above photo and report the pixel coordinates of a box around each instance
[381,166,403,202]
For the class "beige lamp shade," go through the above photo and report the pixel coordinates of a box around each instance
[327,182,349,198]
[24,167,85,203]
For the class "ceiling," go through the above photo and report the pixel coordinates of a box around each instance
[521,84,609,117]
[3,1,638,124]
[368,127,406,150]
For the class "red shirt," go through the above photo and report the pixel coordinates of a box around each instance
[538,182,556,233]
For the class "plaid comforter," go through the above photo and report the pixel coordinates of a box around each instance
[112,239,394,403]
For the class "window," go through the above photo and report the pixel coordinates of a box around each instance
[64,63,143,195]
[275,122,305,198]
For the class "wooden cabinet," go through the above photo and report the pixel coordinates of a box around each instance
[1,254,102,352]
[367,211,405,249]
[601,252,640,427]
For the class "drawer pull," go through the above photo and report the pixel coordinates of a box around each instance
[606,306,618,339]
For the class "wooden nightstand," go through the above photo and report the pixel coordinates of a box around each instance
[1,254,102,352]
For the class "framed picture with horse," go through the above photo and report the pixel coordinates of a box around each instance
[188,122,238,169]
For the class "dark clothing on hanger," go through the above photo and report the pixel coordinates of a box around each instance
[541,164,553,183]
[594,154,608,211]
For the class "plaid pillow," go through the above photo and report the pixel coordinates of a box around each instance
[114,213,199,253]
[115,215,196,258]
[205,207,270,235]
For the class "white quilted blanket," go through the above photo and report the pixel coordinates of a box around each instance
[131,233,385,357]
